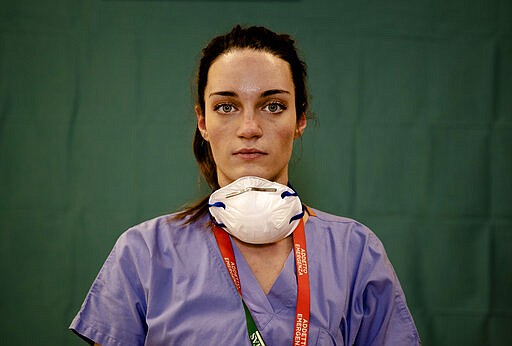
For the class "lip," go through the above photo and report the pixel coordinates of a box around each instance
[233,148,267,159]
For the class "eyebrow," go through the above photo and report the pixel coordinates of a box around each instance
[262,89,290,97]
[209,89,291,98]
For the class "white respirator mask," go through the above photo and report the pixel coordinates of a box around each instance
[208,176,304,244]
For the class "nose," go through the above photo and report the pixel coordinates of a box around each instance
[236,110,263,139]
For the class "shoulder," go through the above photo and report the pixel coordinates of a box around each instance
[306,207,382,246]
[307,207,366,227]
[118,212,209,244]
[112,213,211,262]
[97,213,214,288]
[305,207,391,272]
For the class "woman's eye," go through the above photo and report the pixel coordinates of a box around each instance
[264,102,286,113]
[214,103,236,114]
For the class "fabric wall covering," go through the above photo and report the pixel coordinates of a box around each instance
[1,0,511,344]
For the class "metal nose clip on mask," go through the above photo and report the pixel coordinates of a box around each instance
[208,176,304,244]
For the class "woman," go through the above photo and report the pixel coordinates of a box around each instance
[70,25,421,345]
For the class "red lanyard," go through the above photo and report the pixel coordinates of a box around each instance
[213,218,310,346]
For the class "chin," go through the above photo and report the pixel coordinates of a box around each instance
[221,166,287,185]
[231,170,270,182]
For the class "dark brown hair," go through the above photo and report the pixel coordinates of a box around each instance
[174,25,311,223]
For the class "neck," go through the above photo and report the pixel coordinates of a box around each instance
[232,235,293,253]
[233,236,293,294]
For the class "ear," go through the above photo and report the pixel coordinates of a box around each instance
[195,105,208,141]
[294,113,307,139]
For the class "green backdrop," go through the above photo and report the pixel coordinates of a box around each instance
[1,0,511,345]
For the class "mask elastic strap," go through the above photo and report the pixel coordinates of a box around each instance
[282,185,303,223]
[208,202,227,228]
[289,209,305,223]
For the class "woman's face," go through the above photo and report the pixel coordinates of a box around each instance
[197,49,306,188]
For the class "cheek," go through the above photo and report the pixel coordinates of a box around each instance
[204,123,231,160]
[275,124,298,144]
[204,117,224,144]
[206,131,224,151]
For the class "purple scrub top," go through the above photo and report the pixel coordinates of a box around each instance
[70,208,420,345]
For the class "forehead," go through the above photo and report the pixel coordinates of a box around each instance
[206,49,294,93]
